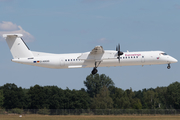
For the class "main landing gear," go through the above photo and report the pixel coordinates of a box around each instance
[91,61,101,75]
[91,43,123,75]
[167,64,171,69]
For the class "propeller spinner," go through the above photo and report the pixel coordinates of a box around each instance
[116,44,123,63]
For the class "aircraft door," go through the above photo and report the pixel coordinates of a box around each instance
[141,56,145,63]
[60,58,65,66]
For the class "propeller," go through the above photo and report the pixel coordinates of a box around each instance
[116,43,123,63]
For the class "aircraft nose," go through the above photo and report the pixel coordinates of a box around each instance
[170,57,178,63]
[174,58,178,63]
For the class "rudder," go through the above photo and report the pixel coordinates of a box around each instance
[3,34,34,59]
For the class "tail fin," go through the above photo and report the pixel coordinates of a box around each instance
[3,34,34,59]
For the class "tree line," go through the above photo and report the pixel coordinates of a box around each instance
[0,74,179,109]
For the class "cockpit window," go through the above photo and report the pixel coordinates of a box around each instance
[161,53,168,55]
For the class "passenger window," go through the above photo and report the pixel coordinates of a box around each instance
[142,56,144,58]
[136,56,138,58]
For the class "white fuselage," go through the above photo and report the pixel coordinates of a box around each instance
[3,34,177,71]
[12,50,177,69]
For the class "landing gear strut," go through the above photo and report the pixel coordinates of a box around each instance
[167,64,171,69]
[91,61,101,75]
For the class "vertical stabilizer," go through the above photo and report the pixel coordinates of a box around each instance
[3,34,34,59]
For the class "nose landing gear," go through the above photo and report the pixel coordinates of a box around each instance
[167,64,171,69]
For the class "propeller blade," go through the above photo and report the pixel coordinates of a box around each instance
[115,43,123,63]
[118,44,120,51]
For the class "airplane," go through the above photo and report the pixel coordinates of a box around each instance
[3,34,178,75]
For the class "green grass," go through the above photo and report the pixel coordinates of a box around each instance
[1,115,180,120]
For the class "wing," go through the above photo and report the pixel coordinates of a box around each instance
[78,46,104,61]
[78,46,117,61]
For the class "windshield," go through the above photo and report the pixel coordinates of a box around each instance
[161,53,168,55]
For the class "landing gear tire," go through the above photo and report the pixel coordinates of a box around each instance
[91,61,101,75]
[167,64,171,69]
[91,68,98,75]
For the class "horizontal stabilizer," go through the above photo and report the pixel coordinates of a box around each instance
[3,34,23,38]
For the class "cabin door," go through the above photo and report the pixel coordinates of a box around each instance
[141,56,145,63]
[60,58,65,66]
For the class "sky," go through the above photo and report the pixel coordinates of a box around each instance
[0,0,179,91]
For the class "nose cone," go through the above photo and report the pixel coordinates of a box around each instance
[170,57,178,63]
[175,58,178,63]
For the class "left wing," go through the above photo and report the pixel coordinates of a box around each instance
[78,46,116,61]
[78,46,104,61]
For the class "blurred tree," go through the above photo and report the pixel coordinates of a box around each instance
[155,87,167,109]
[166,81,180,109]
[84,74,114,98]
[27,84,47,109]
[109,86,124,108]
[1,83,26,109]
[1,81,179,110]
[143,88,159,109]
[131,98,142,109]
[63,88,90,109]
[0,89,4,108]
[118,96,130,109]
[91,86,113,109]
[43,86,64,109]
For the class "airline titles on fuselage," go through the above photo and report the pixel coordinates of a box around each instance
[125,54,141,56]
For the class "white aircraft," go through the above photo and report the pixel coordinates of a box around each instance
[3,34,178,75]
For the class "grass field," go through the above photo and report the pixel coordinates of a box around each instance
[1,115,180,120]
